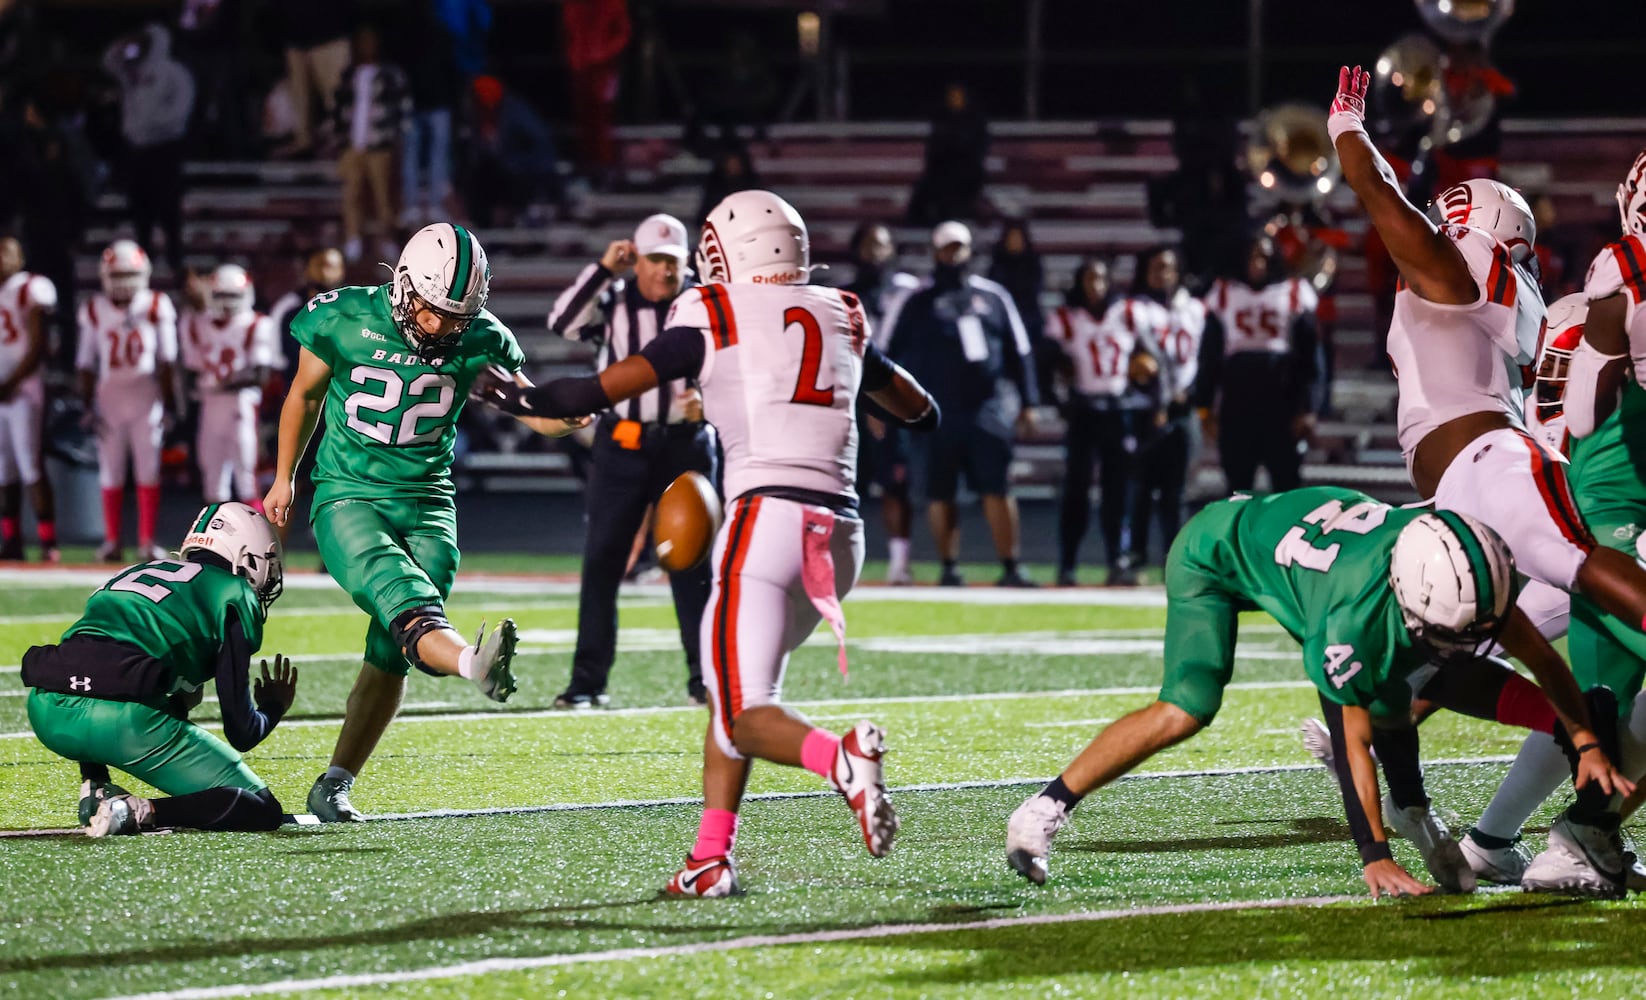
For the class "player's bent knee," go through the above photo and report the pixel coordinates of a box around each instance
[390,605,453,677]
[1151,698,1210,740]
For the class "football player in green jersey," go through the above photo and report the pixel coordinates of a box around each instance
[22,502,293,836]
[264,223,582,822]
[1004,487,1632,897]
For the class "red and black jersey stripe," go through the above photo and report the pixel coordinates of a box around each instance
[711,496,763,734]
[1485,247,1517,308]
[701,284,740,350]
[1613,236,1646,305]
[1518,431,1595,553]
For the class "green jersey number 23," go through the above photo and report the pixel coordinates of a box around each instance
[1273,498,1389,572]
[344,366,456,446]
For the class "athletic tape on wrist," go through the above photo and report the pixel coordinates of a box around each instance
[1327,111,1367,145]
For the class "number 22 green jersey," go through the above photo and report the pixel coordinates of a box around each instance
[290,285,525,510]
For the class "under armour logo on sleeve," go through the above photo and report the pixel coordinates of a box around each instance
[69,676,92,691]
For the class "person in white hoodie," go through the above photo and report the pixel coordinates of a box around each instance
[103,24,196,277]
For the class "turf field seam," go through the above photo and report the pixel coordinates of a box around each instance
[0,681,1321,738]
[96,894,1359,1000]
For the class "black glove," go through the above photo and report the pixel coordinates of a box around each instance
[469,365,532,415]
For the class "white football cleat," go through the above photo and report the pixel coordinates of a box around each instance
[1459,830,1532,886]
[1522,844,1626,899]
[664,854,741,898]
[469,618,519,702]
[1382,795,1476,893]
[1536,810,1627,895]
[1006,793,1071,885]
[829,720,899,857]
[1300,718,1333,769]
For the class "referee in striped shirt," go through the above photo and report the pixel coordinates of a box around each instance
[547,214,718,709]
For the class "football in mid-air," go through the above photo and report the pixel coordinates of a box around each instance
[654,472,723,572]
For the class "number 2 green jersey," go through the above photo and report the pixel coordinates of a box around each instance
[290,285,525,510]
[1179,487,1444,708]
[64,560,265,695]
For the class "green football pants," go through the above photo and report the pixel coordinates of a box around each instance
[313,496,460,676]
[27,690,264,793]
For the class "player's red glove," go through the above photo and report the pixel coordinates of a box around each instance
[1327,64,1371,144]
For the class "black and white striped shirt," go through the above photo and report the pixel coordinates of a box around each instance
[547,263,694,424]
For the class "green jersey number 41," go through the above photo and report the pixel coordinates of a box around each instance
[1272,498,1390,573]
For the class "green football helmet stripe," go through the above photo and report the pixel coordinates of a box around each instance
[1437,510,1494,614]
[191,503,221,535]
[450,224,473,303]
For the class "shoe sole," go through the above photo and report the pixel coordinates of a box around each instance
[1522,872,1626,899]
[1006,847,1048,885]
[479,619,519,703]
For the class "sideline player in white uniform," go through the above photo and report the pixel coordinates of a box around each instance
[1334,65,1646,888]
[480,191,941,897]
[76,240,180,562]
[0,237,60,561]
[182,265,278,508]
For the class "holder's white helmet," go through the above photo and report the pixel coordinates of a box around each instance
[1389,510,1517,657]
[386,223,490,364]
[178,502,284,614]
[1430,179,1536,263]
[1618,150,1646,237]
[697,190,810,285]
[207,264,255,322]
[1533,293,1589,421]
[100,239,152,305]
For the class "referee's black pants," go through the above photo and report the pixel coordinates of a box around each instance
[1217,401,1302,494]
[1057,406,1136,574]
[568,416,719,700]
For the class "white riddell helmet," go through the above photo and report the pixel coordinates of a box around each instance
[1431,179,1536,263]
[1618,149,1646,237]
[386,223,490,364]
[697,190,810,284]
[1533,293,1589,421]
[100,239,151,305]
[178,502,284,614]
[1389,511,1517,657]
[207,264,255,321]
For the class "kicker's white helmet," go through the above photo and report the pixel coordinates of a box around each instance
[1389,510,1517,657]
[1618,150,1646,237]
[386,223,490,364]
[206,264,255,322]
[1431,179,1536,263]
[697,190,810,284]
[100,239,151,305]
[178,502,284,614]
[1533,293,1589,421]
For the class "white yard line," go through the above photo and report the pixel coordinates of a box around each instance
[97,893,1360,1000]
[0,681,1323,741]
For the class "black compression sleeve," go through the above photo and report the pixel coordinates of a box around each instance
[150,787,284,832]
[1318,696,1387,864]
[860,342,897,392]
[637,326,707,383]
[216,608,278,753]
[519,374,613,418]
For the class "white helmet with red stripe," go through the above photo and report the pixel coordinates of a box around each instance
[697,190,810,285]
[1618,149,1646,237]
[100,239,151,306]
[1431,179,1536,263]
[207,264,255,321]
[1533,292,1589,421]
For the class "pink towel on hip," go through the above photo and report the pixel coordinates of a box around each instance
[800,506,849,678]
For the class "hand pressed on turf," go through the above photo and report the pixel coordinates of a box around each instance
[1362,858,1431,900]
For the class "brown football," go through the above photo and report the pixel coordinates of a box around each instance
[654,472,724,573]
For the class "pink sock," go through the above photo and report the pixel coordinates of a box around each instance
[0,516,17,544]
[36,520,56,546]
[692,808,738,859]
[136,485,161,548]
[101,488,123,546]
[800,727,842,779]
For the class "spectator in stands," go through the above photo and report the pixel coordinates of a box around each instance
[9,93,91,368]
[1125,245,1206,568]
[905,83,989,226]
[437,0,492,80]
[176,0,249,159]
[102,24,195,278]
[270,246,345,382]
[987,218,1052,398]
[393,2,461,226]
[462,74,562,228]
[884,221,1038,587]
[845,221,920,584]
[1049,257,1162,588]
[1195,233,1321,496]
[332,25,409,264]
[561,0,629,185]
[695,137,760,226]
[273,0,354,159]
[0,0,46,115]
